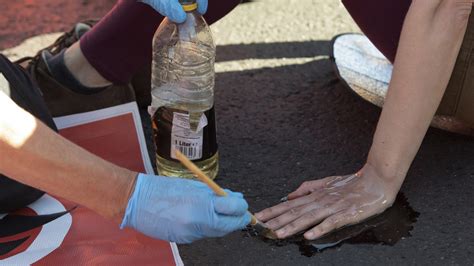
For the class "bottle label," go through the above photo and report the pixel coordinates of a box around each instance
[170,112,205,160]
[153,107,218,162]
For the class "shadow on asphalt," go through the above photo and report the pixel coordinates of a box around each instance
[217,41,331,62]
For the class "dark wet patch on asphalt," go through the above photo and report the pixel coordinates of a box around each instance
[244,193,419,257]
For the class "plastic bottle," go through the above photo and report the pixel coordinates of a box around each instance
[150,0,218,179]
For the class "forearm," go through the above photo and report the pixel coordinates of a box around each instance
[0,92,136,222]
[367,0,472,187]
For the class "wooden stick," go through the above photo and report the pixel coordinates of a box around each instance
[174,149,258,225]
[174,149,227,196]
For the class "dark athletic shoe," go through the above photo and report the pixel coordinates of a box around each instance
[16,20,137,117]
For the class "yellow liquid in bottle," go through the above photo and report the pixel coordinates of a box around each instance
[152,108,219,180]
[156,152,219,179]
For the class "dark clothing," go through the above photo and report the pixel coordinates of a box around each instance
[440,12,474,123]
[0,54,56,212]
[342,0,411,63]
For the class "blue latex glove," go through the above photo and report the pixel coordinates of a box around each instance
[140,0,208,23]
[121,173,251,244]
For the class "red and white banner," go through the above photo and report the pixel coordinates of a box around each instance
[0,103,183,265]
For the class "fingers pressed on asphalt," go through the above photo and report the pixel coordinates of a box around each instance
[255,194,319,222]
[303,210,360,240]
[287,178,336,200]
[274,206,338,239]
[265,196,331,230]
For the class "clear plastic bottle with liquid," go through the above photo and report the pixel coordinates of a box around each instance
[150,0,218,179]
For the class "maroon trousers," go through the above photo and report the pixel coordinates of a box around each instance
[80,0,412,84]
[80,0,241,84]
[342,0,411,63]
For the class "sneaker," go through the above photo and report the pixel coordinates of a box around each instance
[331,33,474,136]
[16,20,136,117]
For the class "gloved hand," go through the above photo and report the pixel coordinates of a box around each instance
[121,173,251,244]
[140,0,208,23]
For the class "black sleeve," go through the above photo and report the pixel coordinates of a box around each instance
[0,54,56,213]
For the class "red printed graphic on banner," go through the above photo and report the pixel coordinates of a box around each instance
[0,104,181,265]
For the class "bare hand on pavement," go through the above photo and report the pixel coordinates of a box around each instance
[255,164,402,240]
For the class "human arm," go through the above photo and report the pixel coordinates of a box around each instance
[256,0,473,240]
[0,91,250,243]
[0,91,135,221]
